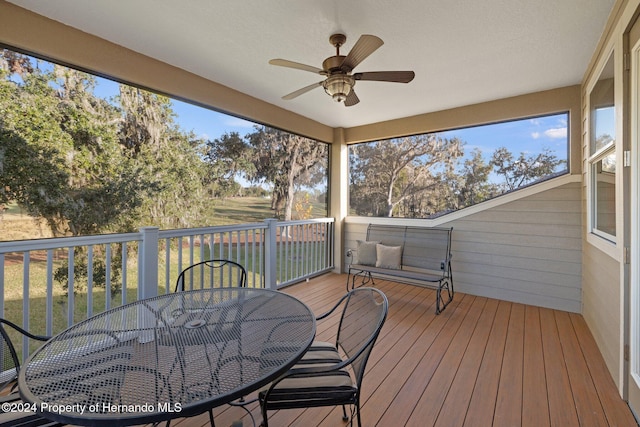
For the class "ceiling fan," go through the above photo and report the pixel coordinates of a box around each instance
[269,34,415,107]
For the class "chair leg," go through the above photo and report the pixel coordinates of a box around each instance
[261,404,269,427]
[342,404,349,421]
[208,409,216,427]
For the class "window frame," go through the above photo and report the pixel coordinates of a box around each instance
[347,111,570,219]
[586,50,617,247]
[589,142,617,242]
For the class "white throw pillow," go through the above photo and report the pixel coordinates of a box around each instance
[356,240,379,265]
[375,244,402,269]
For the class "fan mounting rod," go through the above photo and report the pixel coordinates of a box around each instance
[329,33,347,52]
[324,34,348,72]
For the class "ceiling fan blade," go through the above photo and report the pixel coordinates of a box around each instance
[282,81,323,100]
[341,35,384,71]
[354,71,415,83]
[344,89,360,107]
[269,59,325,75]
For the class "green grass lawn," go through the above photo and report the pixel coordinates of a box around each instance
[2,196,331,358]
[209,196,327,225]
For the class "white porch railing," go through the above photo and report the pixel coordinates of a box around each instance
[0,218,334,360]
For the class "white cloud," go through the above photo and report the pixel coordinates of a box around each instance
[544,127,567,139]
[531,131,540,139]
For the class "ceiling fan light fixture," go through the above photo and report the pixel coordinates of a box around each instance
[323,75,355,102]
[270,33,414,107]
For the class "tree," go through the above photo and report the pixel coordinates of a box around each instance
[0,60,156,293]
[53,66,152,236]
[119,85,172,154]
[118,86,210,229]
[457,148,497,207]
[204,132,255,199]
[490,146,565,191]
[245,126,327,220]
[350,135,464,217]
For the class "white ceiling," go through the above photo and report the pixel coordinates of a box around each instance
[8,0,615,129]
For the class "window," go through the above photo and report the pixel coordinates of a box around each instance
[348,113,569,218]
[0,47,329,242]
[588,53,616,241]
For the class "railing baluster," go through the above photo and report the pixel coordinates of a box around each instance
[177,237,183,283]
[164,238,171,294]
[223,231,229,260]
[46,250,53,336]
[105,244,112,311]
[244,229,250,286]
[199,234,204,262]
[189,235,195,270]
[0,218,334,339]
[87,245,94,318]
[235,230,240,264]
[282,225,287,284]
[312,223,317,273]
[22,252,30,358]
[122,243,128,305]
[67,247,75,327]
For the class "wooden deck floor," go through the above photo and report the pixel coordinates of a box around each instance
[158,273,636,427]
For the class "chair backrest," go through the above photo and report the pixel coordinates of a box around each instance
[335,287,388,389]
[0,319,48,392]
[175,259,248,292]
[0,320,21,391]
[367,224,453,273]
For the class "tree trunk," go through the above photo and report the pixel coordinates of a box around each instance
[284,173,296,221]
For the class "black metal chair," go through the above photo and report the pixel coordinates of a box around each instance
[0,318,63,427]
[175,259,248,292]
[174,260,249,426]
[258,287,388,427]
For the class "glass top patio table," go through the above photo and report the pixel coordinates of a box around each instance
[18,287,316,426]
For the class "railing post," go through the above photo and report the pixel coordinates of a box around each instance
[264,219,278,290]
[139,227,159,300]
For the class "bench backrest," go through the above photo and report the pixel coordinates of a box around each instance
[366,224,452,272]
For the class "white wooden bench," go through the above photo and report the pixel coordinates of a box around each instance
[347,224,453,314]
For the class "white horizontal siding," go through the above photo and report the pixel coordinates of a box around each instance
[345,179,582,312]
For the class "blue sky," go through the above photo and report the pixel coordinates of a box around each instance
[171,100,255,141]
[34,55,574,180]
[13,52,587,165]
[92,72,571,164]
[439,113,569,162]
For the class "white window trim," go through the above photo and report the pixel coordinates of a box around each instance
[586,50,618,258]
[588,144,617,242]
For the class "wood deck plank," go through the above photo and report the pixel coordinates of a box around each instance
[555,311,609,427]
[494,302,525,426]
[434,298,499,427]
[143,273,635,427]
[376,294,473,427]
[463,300,512,427]
[296,283,432,427]
[522,305,551,427]
[406,296,487,426]
[540,307,581,426]
[569,313,638,427]
[353,287,439,425]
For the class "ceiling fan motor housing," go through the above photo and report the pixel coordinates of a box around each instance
[322,55,348,73]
